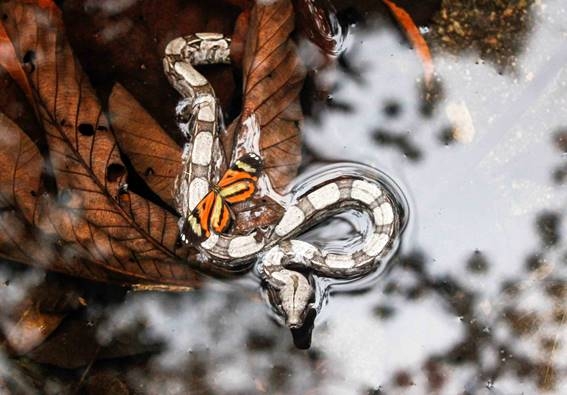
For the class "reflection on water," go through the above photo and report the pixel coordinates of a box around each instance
[2,0,567,393]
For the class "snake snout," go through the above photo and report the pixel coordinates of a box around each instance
[276,271,314,329]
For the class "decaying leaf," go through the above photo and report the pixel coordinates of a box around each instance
[108,84,182,208]
[227,0,305,193]
[0,270,85,355]
[108,83,285,234]
[0,1,204,286]
[0,0,307,287]
[0,113,42,224]
[27,318,160,369]
[294,0,345,55]
[383,0,435,87]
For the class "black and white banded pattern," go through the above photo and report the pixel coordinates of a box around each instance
[164,34,405,329]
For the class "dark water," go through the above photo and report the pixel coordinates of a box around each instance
[2,0,567,394]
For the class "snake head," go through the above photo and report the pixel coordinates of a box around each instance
[268,270,314,329]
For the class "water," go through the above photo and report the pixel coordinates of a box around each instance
[2,0,567,394]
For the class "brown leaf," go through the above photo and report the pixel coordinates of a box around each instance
[294,0,345,55]
[0,19,35,108]
[0,1,203,287]
[0,113,42,223]
[108,84,182,208]
[226,0,305,193]
[61,0,240,138]
[0,272,85,355]
[0,119,143,283]
[383,0,434,87]
[84,371,130,395]
[108,84,285,236]
[27,318,160,369]
[3,304,65,355]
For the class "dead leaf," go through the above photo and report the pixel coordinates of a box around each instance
[0,1,204,287]
[0,21,35,110]
[0,113,42,223]
[109,83,285,234]
[226,0,306,193]
[383,0,435,87]
[60,0,241,139]
[84,370,130,395]
[0,272,85,355]
[293,0,345,55]
[27,318,159,369]
[108,84,181,208]
[0,0,305,286]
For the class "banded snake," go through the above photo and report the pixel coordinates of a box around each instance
[163,33,406,328]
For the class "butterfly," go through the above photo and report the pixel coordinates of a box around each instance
[183,153,262,241]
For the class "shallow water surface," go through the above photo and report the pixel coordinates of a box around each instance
[1,0,567,394]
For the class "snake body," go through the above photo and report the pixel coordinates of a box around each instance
[164,34,405,328]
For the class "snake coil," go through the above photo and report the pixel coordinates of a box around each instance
[163,34,406,328]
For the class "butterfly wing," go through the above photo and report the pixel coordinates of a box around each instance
[183,191,214,241]
[182,153,262,243]
[218,153,262,204]
[209,193,233,234]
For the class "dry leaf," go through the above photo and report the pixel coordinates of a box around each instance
[227,0,306,193]
[0,272,85,355]
[294,0,345,55]
[108,83,285,233]
[383,0,435,86]
[27,318,159,369]
[0,0,307,285]
[108,84,181,208]
[0,1,204,287]
[61,0,241,137]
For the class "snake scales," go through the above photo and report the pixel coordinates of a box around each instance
[163,33,405,328]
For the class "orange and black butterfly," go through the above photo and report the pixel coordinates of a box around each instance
[183,153,262,241]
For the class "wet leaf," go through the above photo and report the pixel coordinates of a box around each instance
[294,0,345,55]
[0,1,203,287]
[383,0,435,87]
[108,84,182,208]
[27,318,159,369]
[61,0,240,136]
[84,370,130,395]
[0,20,35,108]
[227,0,306,193]
[108,84,285,234]
[0,113,42,223]
[3,305,64,355]
[0,272,85,355]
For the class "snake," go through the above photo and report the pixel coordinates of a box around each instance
[163,34,406,328]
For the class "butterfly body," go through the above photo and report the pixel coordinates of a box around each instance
[183,153,262,241]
